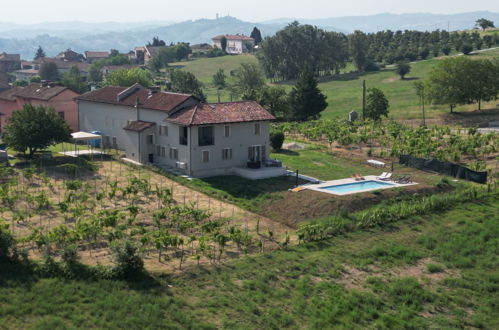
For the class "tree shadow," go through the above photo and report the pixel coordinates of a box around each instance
[275,149,300,156]
[401,77,420,81]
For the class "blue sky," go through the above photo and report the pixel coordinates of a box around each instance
[3,0,498,23]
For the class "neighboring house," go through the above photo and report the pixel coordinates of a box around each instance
[0,53,21,72]
[0,71,10,86]
[76,84,276,178]
[0,82,80,132]
[84,51,110,63]
[212,35,255,54]
[14,69,39,81]
[190,43,213,54]
[34,58,89,78]
[56,49,84,62]
[0,83,8,93]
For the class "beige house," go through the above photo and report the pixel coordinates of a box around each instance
[212,35,255,54]
[76,84,282,178]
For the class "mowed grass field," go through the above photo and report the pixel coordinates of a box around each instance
[1,196,498,328]
[172,48,499,121]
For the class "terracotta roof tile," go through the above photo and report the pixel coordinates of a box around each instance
[0,53,20,61]
[212,34,254,41]
[167,101,275,126]
[13,83,71,101]
[0,87,23,101]
[85,51,110,58]
[124,120,156,132]
[75,86,194,112]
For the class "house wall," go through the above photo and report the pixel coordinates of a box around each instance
[0,89,79,132]
[0,98,19,132]
[77,98,197,166]
[188,121,270,177]
[21,89,80,132]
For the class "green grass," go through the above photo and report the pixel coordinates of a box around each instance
[1,196,498,328]
[173,49,499,120]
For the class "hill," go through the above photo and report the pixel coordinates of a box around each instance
[263,11,499,33]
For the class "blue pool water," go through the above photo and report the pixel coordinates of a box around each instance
[320,180,395,194]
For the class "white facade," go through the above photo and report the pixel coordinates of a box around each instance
[78,99,272,178]
[212,36,255,55]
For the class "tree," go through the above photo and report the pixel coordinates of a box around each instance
[395,61,411,79]
[461,43,473,55]
[3,105,71,157]
[349,30,368,71]
[88,62,104,83]
[475,18,495,31]
[38,62,58,81]
[220,36,227,53]
[413,81,427,126]
[427,57,499,111]
[148,37,166,47]
[258,86,290,119]
[212,69,226,89]
[104,68,153,87]
[365,88,389,120]
[442,44,451,56]
[250,27,262,45]
[288,68,328,121]
[270,131,285,151]
[60,66,88,94]
[169,69,206,102]
[34,46,46,60]
[231,63,266,100]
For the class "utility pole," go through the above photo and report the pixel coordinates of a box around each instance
[362,80,366,121]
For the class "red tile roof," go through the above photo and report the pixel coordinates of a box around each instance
[212,34,254,41]
[13,83,72,101]
[85,51,110,59]
[123,120,156,132]
[0,53,20,62]
[0,87,23,101]
[75,86,194,112]
[167,101,275,126]
[34,58,89,72]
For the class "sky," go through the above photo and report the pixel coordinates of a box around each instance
[2,0,498,23]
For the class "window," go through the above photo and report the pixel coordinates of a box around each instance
[161,146,166,158]
[58,111,65,119]
[254,123,261,135]
[224,125,230,137]
[222,148,232,160]
[147,134,154,145]
[112,136,117,148]
[159,125,168,136]
[198,126,214,146]
[202,150,210,163]
[169,147,178,160]
[179,126,188,145]
[104,135,111,148]
[156,145,161,156]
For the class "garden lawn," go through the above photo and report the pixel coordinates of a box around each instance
[1,196,498,329]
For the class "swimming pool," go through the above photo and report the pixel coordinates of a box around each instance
[319,180,396,194]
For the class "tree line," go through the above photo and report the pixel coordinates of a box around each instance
[257,22,499,81]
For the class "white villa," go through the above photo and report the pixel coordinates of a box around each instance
[76,84,284,178]
[212,34,255,54]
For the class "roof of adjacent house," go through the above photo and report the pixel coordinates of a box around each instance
[34,58,89,72]
[190,43,213,50]
[0,53,20,62]
[0,87,23,101]
[75,85,194,112]
[166,101,275,126]
[212,34,254,41]
[123,120,156,132]
[85,51,110,59]
[13,83,73,101]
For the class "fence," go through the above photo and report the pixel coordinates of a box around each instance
[399,155,487,184]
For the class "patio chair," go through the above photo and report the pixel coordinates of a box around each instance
[380,173,392,181]
[376,172,388,180]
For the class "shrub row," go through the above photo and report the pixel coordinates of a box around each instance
[297,187,495,242]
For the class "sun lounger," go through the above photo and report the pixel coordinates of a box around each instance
[396,175,411,184]
[380,173,392,181]
[376,172,388,179]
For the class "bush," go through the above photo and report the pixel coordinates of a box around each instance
[111,240,144,278]
[461,44,473,55]
[364,59,380,72]
[0,224,17,261]
[270,131,285,151]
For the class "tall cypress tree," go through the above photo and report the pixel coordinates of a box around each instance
[288,68,328,121]
[34,46,46,60]
[250,27,262,45]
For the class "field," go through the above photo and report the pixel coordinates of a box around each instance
[172,48,499,123]
[2,196,498,328]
